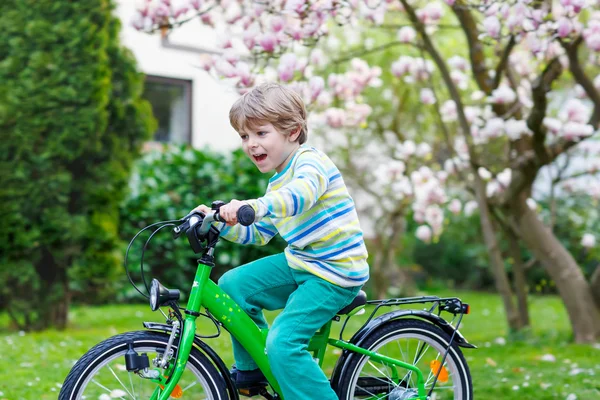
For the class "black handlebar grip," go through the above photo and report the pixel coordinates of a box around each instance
[237,204,256,226]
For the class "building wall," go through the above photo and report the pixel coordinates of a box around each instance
[115,0,241,152]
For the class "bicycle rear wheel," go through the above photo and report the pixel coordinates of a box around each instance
[59,330,227,400]
[336,319,472,400]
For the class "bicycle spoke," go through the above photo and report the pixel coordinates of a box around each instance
[91,379,128,399]
[128,370,137,399]
[182,380,198,392]
[107,365,135,399]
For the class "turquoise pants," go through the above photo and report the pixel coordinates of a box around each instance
[218,253,361,400]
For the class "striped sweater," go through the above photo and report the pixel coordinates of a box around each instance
[220,145,369,287]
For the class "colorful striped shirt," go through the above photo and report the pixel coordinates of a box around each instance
[220,145,369,287]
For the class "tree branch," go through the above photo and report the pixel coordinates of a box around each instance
[526,57,563,164]
[332,41,419,65]
[451,1,492,93]
[399,0,478,165]
[493,36,517,90]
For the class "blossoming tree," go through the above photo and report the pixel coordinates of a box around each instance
[135,0,600,342]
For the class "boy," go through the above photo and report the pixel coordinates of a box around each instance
[193,82,369,399]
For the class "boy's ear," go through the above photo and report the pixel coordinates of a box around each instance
[289,126,301,142]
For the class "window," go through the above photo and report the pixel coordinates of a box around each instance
[143,75,192,144]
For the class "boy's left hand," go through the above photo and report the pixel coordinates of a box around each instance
[219,199,248,226]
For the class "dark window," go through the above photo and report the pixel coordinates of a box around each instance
[143,75,192,144]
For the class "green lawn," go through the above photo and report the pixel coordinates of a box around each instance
[1,290,598,399]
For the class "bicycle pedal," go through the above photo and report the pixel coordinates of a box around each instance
[237,385,268,397]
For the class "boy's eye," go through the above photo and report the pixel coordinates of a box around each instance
[257,131,267,136]
[240,135,248,140]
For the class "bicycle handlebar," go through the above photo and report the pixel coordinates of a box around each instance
[196,203,255,236]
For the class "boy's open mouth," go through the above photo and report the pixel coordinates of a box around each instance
[253,154,267,162]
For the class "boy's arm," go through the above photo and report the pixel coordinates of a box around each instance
[219,217,277,246]
[246,152,328,221]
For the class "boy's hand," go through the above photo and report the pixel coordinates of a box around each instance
[219,199,248,226]
[191,204,211,215]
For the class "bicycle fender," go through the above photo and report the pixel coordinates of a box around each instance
[330,311,476,393]
[351,310,476,349]
[143,322,239,400]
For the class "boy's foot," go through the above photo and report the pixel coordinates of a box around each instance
[230,365,268,389]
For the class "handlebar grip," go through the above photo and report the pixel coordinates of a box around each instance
[237,204,256,226]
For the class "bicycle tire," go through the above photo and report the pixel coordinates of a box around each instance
[59,330,228,400]
[336,319,473,400]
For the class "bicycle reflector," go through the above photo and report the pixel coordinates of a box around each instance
[149,279,180,311]
[430,360,449,383]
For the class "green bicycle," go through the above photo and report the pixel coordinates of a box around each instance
[59,202,475,400]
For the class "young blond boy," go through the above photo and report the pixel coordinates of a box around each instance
[193,82,369,399]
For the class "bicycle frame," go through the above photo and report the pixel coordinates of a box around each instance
[149,260,430,400]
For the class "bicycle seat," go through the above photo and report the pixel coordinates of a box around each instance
[337,290,367,315]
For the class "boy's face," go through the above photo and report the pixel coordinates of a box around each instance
[239,122,300,173]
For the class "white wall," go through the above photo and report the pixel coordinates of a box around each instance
[115,0,241,152]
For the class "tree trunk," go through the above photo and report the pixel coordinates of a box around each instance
[474,177,521,331]
[507,228,530,328]
[510,196,600,343]
[33,247,70,330]
[591,266,600,309]
[370,236,388,300]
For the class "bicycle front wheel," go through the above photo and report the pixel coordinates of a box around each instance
[59,330,227,400]
[336,319,472,400]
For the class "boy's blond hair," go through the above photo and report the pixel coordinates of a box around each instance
[229,83,308,144]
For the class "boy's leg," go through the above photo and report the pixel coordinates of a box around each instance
[218,253,297,371]
[265,271,362,400]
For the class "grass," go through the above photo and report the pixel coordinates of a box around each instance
[1,290,599,400]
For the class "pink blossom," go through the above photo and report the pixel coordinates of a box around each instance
[200,13,213,27]
[448,56,468,71]
[490,85,516,104]
[483,16,501,39]
[258,33,277,52]
[543,118,563,134]
[557,17,572,38]
[222,49,239,65]
[391,57,411,77]
[190,0,203,10]
[505,119,530,140]
[285,0,306,14]
[277,53,297,82]
[236,62,254,87]
[480,118,505,139]
[214,60,237,78]
[308,76,325,101]
[478,167,492,181]
[243,28,258,50]
[271,16,285,32]
[420,88,436,105]
[560,99,589,123]
[325,108,346,128]
[397,26,416,43]
[416,142,432,158]
[497,168,511,188]
[415,225,433,243]
[441,100,457,122]
[562,122,594,140]
[310,49,326,68]
[448,199,462,215]
[444,0,456,5]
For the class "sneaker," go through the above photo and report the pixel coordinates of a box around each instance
[230,365,268,389]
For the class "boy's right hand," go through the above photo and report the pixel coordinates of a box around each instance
[191,204,211,215]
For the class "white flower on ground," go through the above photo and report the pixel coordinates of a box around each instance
[416,225,433,243]
[540,353,556,362]
[581,233,596,248]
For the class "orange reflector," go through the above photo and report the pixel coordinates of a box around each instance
[159,383,183,398]
[465,304,471,314]
[430,360,449,383]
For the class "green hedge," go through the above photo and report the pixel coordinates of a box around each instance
[0,0,155,330]
[118,146,286,302]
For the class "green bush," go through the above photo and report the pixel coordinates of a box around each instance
[0,0,155,330]
[118,146,286,302]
